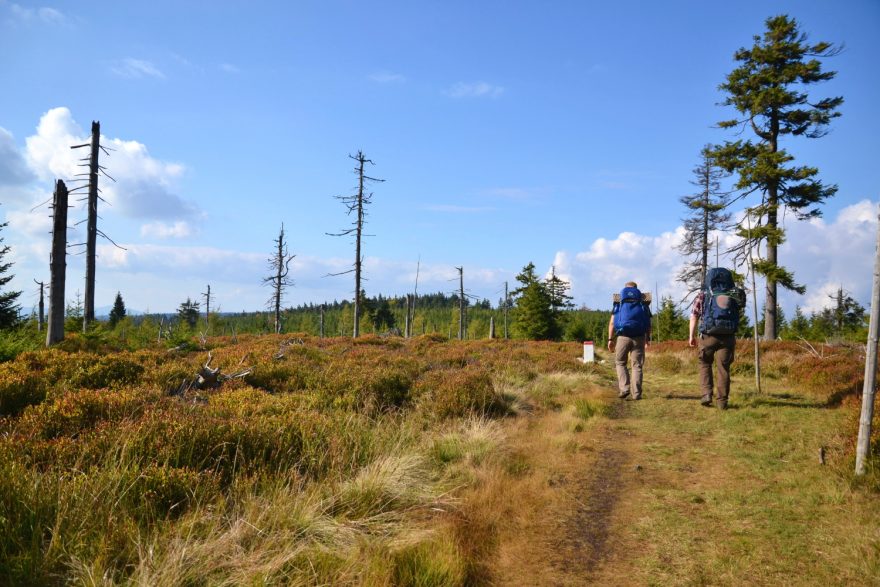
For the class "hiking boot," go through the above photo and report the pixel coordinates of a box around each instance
[630,395,642,401]
[717,400,728,410]
[700,396,712,407]
[618,391,630,399]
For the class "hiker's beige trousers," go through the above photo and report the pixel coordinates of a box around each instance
[615,335,645,398]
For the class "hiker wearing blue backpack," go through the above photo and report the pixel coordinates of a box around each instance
[688,268,746,410]
[607,282,652,400]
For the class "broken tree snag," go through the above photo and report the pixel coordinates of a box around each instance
[168,352,254,398]
[46,180,69,346]
[83,121,100,331]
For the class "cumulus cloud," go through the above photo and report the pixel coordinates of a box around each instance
[110,58,166,80]
[140,221,194,239]
[24,107,196,220]
[446,81,504,98]
[557,200,879,313]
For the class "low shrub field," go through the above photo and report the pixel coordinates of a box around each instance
[0,334,585,585]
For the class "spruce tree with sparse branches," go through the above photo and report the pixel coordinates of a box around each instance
[677,145,732,297]
[714,14,842,339]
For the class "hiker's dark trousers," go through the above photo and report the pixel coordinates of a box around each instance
[698,333,735,403]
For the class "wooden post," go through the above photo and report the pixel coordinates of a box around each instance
[46,180,68,346]
[404,294,411,339]
[747,212,762,393]
[489,316,495,339]
[83,121,100,332]
[320,304,325,338]
[855,213,880,475]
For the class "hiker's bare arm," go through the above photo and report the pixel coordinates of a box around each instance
[607,316,614,350]
[688,314,698,347]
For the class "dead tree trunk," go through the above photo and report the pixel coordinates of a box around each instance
[46,180,68,346]
[457,266,465,340]
[202,284,211,330]
[504,281,509,339]
[83,121,99,331]
[327,151,383,338]
[489,316,495,339]
[320,303,325,338]
[263,224,294,334]
[34,279,45,332]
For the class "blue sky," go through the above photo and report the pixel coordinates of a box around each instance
[1,0,878,315]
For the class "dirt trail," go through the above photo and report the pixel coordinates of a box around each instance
[489,385,646,586]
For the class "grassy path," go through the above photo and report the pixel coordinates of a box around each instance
[481,356,880,586]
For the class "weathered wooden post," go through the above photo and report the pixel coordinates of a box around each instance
[855,213,880,475]
[489,316,495,339]
[46,180,68,346]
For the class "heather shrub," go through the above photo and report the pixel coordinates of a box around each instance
[414,368,507,420]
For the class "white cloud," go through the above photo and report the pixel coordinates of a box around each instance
[446,81,504,99]
[5,2,67,25]
[369,71,405,83]
[558,200,879,314]
[24,107,196,220]
[110,58,166,80]
[219,63,240,74]
[140,221,194,239]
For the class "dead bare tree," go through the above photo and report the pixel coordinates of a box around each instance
[327,151,384,338]
[34,279,45,332]
[457,266,465,340]
[70,121,119,332]
[46,180,69,346]
[263,224,295,334]
[201,284,212,331]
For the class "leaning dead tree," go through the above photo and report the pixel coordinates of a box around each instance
[262,224,295,334]
[46,180,69,346]
[70,121,118,331]
[327,151,383,338]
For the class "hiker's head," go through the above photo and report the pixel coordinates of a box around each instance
[625,281,638,288]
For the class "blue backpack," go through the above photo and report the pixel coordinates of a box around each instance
[613,286,650,337]
[700,268,744,335]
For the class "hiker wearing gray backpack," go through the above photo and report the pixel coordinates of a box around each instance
[688,268,745,409]
[607,282,652,400]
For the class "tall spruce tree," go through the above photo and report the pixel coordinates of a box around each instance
[677,145,732,296]
[178,298,200,329]
[0,221,21,328]
[511,262,558,340]
[714,14,842,339]
[108,291,126,327]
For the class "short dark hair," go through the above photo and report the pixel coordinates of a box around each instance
[625,281,638,288]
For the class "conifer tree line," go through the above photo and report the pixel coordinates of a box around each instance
[0,14,867,351]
